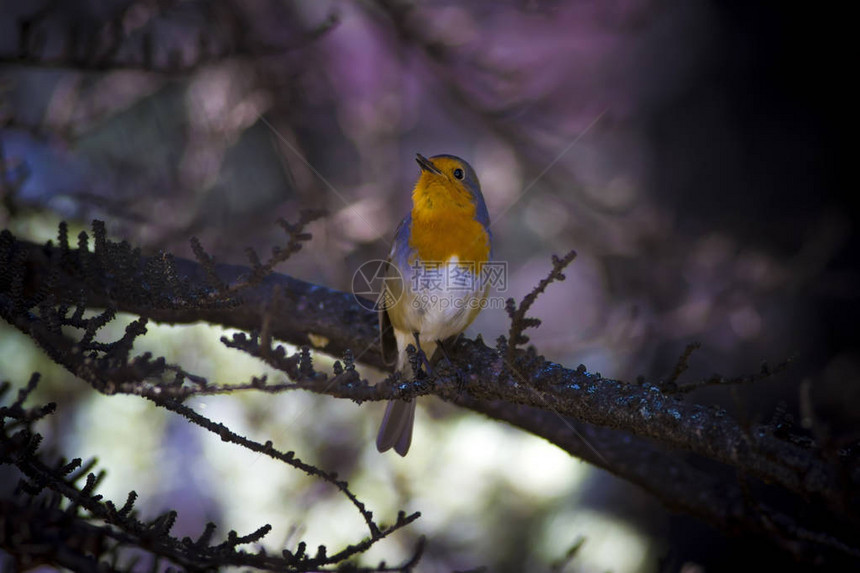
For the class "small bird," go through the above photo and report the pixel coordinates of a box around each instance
[376,153,492,456]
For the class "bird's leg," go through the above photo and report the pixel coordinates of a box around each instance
[412,332,433,374]
[436,336,468,392]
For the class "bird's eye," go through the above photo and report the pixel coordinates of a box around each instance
[453,168,465,180]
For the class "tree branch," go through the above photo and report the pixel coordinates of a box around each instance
[2,226,859,564]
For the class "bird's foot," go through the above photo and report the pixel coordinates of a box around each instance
[435,338,469,393]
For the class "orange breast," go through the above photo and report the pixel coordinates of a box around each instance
[409,209,490,267]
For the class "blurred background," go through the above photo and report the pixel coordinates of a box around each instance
[0,1,851,571]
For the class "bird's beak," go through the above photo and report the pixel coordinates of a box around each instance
[415,153,442,175]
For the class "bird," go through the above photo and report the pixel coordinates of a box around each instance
[376,153,492,456]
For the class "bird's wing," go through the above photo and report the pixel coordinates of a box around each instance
[379,215,411,366]
[379,283,398,366]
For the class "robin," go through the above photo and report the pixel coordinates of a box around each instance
[376,153,492,456]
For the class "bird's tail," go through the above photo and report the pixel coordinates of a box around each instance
[376,339,437,456]
[376,399,416,456]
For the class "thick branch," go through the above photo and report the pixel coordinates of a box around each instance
[4,234,860,561]
[12,236,382,368]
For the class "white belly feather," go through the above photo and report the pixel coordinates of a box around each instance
[394,255,486,344]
